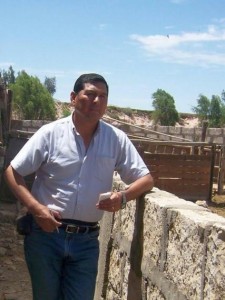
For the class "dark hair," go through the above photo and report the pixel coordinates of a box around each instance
[73,73,109,95]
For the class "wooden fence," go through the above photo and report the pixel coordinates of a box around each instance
[0,84,12,145]
[131,140,219,202]
[0,93,224,203]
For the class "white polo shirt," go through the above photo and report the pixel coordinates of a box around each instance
[11,114,150,222]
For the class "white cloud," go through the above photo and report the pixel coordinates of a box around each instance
[130,24,225,67]
[99,23,107,30]
[213,18,225,25]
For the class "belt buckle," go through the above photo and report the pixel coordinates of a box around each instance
[65,224,89,234]
[66,224,79,234]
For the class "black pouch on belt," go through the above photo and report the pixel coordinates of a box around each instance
[16,213,33,235]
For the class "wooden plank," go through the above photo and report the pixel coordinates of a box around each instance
[154,177,209,186]
[143,152,212,200]
[149,161,211,169]
[144,160,211,167]
[150,164,211,172]
[131,140,210,147]
[146,164,211,175]
[150,166,210,172]
[155,177,209,185]
[143,153,212,161]
[146,157,212,163]
[133,141,215,200]
[151,173,210,182]
[156,186,209,197]
[154,180,210,200]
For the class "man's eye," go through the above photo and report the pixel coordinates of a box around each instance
[86,92,95,98]
[99,95,106,101]
[85,92,107,101]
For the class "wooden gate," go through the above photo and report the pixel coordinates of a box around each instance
[143,152,213,201]
[131,140,215,201]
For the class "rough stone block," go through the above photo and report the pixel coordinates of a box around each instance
[155,126,168,134]
[106,245,129,300]
[168,127,181,135]
[143,188,202,266]
[213,137,224,144]
[205,137,212,143]
[195,127,202,136]
[143,196,165,265]
[204,223,225,299]
[31,120,44,128]
[146,134,158,140]
[166,209,225,299]
[21,120,32,128]
[183,135,193,141]
[182,127,194,134]
[161,135,171,141]
[208,128,222,136]
[27,128,37,133]
[129,126,143,133]
[120,201,136,243]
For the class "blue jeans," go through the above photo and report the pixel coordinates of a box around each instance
[24,222,100,300]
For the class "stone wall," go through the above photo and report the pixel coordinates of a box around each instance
[10,120,49,134]
[2,119,225,299]
[117,123,225,144]
[10,119,225,144]
[1,186,225,299]
[96,187,225,300]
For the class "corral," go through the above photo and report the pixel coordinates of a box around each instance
[0,87,225,299]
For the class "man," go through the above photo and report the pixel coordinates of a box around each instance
[4,73,153,300]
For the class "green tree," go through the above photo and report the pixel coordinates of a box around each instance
[192,94,225,128]
[209,95,222,128]
[10,71,56,120]
[152,89,179,126]
[220,90,225,125]
[192,94,210,125]
[0,65,16,85]
[221,90,225,103]
[44,77,56,95]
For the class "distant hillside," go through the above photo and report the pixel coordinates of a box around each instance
[55,102,199,128]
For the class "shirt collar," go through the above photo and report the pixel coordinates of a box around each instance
[70,111,102,136]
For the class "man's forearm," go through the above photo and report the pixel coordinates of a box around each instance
[123,174,154,202]
[4,165,42,214]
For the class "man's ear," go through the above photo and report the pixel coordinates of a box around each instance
[70,91,76,104]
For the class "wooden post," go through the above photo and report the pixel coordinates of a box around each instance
[208,144,216,204]
[218,146,225,195]
[201,121,208,142]
[6,89,13,133]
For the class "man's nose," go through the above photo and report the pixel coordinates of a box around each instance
[93,95,100,103]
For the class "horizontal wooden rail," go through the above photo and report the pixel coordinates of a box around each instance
[142,152,213,201]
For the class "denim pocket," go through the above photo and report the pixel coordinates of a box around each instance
[87,229,100,240]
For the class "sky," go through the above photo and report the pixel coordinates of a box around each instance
[1,0,225,113]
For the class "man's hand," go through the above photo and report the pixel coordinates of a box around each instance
[33,205,62,232]
[96,191,122,212]
[4,166,62,232]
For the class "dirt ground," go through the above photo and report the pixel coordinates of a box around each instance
[0,202,32,300]
[0,196,225,300]
[208,193,225,218]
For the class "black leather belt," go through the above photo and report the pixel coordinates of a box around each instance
[59,219,99,234]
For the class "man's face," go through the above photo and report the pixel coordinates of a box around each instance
[71,82,108,121]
